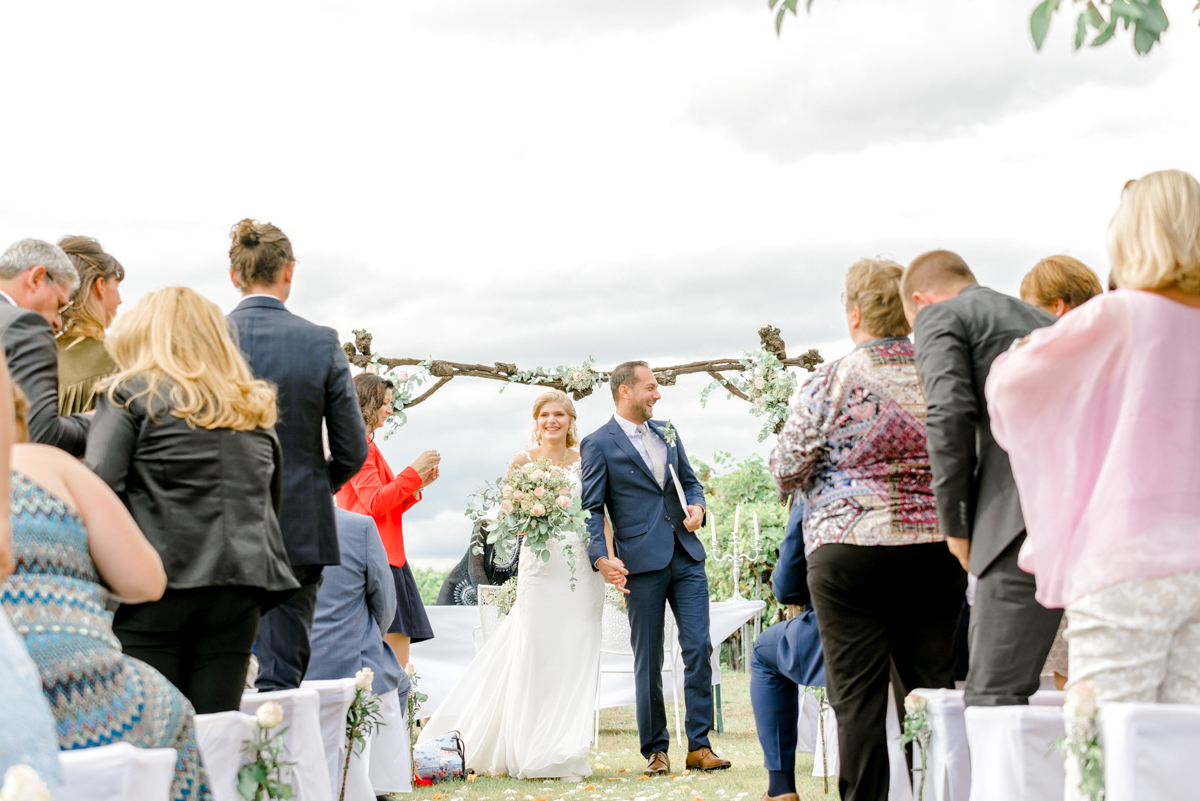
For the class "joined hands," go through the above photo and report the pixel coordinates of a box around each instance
[596,556,630,594]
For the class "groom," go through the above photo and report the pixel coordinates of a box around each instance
[581,361,731,776]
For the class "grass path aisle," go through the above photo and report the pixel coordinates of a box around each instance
[398,671,834,801]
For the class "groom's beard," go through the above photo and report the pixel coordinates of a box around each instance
[631,401,654,423]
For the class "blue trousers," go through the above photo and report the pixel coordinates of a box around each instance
[750,622,801,771]
[624,540,713,757]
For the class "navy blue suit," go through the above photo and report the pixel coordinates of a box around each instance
[752,502,826,772]
[229,296,368,690]
[581,416,711,757]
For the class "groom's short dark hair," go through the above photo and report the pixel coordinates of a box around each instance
[610,360,649,401]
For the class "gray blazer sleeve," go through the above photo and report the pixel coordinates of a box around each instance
[323,330,368,492]
[363,517,396,636]
[913,303,978,541]
[4,314,89,456]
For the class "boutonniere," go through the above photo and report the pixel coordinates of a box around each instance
[659,420,678,447]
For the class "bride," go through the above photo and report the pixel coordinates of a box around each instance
[417,389,614,780]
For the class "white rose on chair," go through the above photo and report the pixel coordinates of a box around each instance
[255,700,284,730]
[0,765,50,801]
[471,457,592,591]
[355,667,375,692]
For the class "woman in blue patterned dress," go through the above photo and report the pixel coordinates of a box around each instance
[1,388,213,801]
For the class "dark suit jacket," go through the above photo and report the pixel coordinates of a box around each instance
[309,509,408,698]
[912,284,1056,576]
[772,497,810,608]
[229,297,368,567]
[0,301,89,455]
[581,416,706,575]
[85,380,299,600]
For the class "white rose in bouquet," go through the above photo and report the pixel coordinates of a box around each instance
[556,495,571,510]
[534,486,545,498]
[256,700,284,730]
[754,377,766,390]
[1064,680,1097,719]
[903,693,927,714]
[0,765,50,801]
[502,485,513,498]
[531,469,545,481]
[530,503,546,517]
[355,667,375,692]
[500,499,515,514]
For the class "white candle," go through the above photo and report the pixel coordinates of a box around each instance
[733,504,741,536]
[710,509,717,551]
[753,512,760,550]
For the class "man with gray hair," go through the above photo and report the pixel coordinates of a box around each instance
[0,238,89,455]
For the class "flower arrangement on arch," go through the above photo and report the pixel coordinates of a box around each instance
[468,458,591,590]
[238,701,295,800]
[702,348,799,441]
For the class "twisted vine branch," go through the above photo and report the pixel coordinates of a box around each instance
[342,325,823,412]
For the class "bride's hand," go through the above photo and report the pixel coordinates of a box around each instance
[596,556,630,594]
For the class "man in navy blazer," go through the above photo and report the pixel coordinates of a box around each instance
[226,220,368,691]
[581,361,730,777]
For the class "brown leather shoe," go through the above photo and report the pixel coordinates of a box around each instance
[761,794,798,801]
[686,747,731,771]
[644,751,670,776]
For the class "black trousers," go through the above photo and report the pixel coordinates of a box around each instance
[254,565,324,692]
[965,532,1063,706]
[114,586,263,714]
[808,543,967,801]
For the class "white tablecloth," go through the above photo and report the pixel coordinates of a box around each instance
[1102,701,1200,801]
[51,742,176,801]
[411,600,765,716]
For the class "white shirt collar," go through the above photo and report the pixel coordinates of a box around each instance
[613,413,647,435]
[0,290,16,307]
[241,293,285,304]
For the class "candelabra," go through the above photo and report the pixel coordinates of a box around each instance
[709,503,764,602]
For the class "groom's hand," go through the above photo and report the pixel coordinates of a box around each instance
[683,504,705,532]
[595,556,630,594]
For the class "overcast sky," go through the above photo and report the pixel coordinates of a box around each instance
[2,1,1196,568]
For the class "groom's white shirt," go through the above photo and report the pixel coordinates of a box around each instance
[613,414,668,476]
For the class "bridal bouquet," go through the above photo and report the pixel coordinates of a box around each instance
[469,458,591,590]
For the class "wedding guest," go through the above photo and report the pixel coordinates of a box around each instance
[337,373,440,665]
[308,507,411,797]
[903,249,1059,709]
[55,236,124,414]
[0,238,88,455]
[1019,255,1103,318]
[226,218,368,692]
[772,258,965,801]
[2,384,213,801]
[987,169,1200,704]
[86,287,299,714]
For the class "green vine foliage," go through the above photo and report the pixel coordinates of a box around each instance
[238,728,294,801]
[696,451,789,626]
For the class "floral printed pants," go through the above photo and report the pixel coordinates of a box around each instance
[1065,567,1200,703]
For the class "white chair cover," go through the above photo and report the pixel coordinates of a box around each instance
[964,705,1065,801]
[301,678,373,801]
[806,686,912,801]
[909,688,970,801]
[1101,701,1200,801]
[195,711,258,801]
[241,688,333,801]
[51,742,176,801]
[367,688,412,795]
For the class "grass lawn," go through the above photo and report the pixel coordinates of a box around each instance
[395,671,838,801]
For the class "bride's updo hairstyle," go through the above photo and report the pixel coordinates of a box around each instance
[531,389,579,448]
[229,218,294,288]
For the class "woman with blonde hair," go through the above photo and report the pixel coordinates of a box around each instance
[85,287,298,714]
[419,389,608,782]
[56,235,125,414]
[988,169,1200,708]
[1019,254,1103,318]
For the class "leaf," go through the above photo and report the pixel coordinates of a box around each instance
[775,6,786,34]
[237,765,263,800]
[1075,12,1089,47]
[1091,18,1118,44]
[1030,0,1062,49]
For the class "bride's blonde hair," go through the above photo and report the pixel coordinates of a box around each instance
[531,389,579,448]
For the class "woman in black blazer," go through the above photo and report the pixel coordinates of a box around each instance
[85,286,298,713]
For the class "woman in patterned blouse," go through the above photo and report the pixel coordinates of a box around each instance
[771,258,966,801]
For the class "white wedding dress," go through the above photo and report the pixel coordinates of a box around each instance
[418,458,604,779]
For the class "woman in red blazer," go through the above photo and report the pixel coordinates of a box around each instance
[336,373,440,664]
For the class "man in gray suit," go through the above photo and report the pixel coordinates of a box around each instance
[903,250,1060,707]
[0,239,88,456]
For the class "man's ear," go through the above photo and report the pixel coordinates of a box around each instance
[282,262,295,284]
[26,265,47,291]
[230,268,242,290]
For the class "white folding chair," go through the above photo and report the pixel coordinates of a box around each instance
[301,678,373,801]
[964,705,1065,801]
[471,583,505,653]
[240,688,334,801]
[593,597,682,748]
[52,742,177,801]
[195,711,259,801]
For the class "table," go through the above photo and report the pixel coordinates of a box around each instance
[410,599,765,717]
